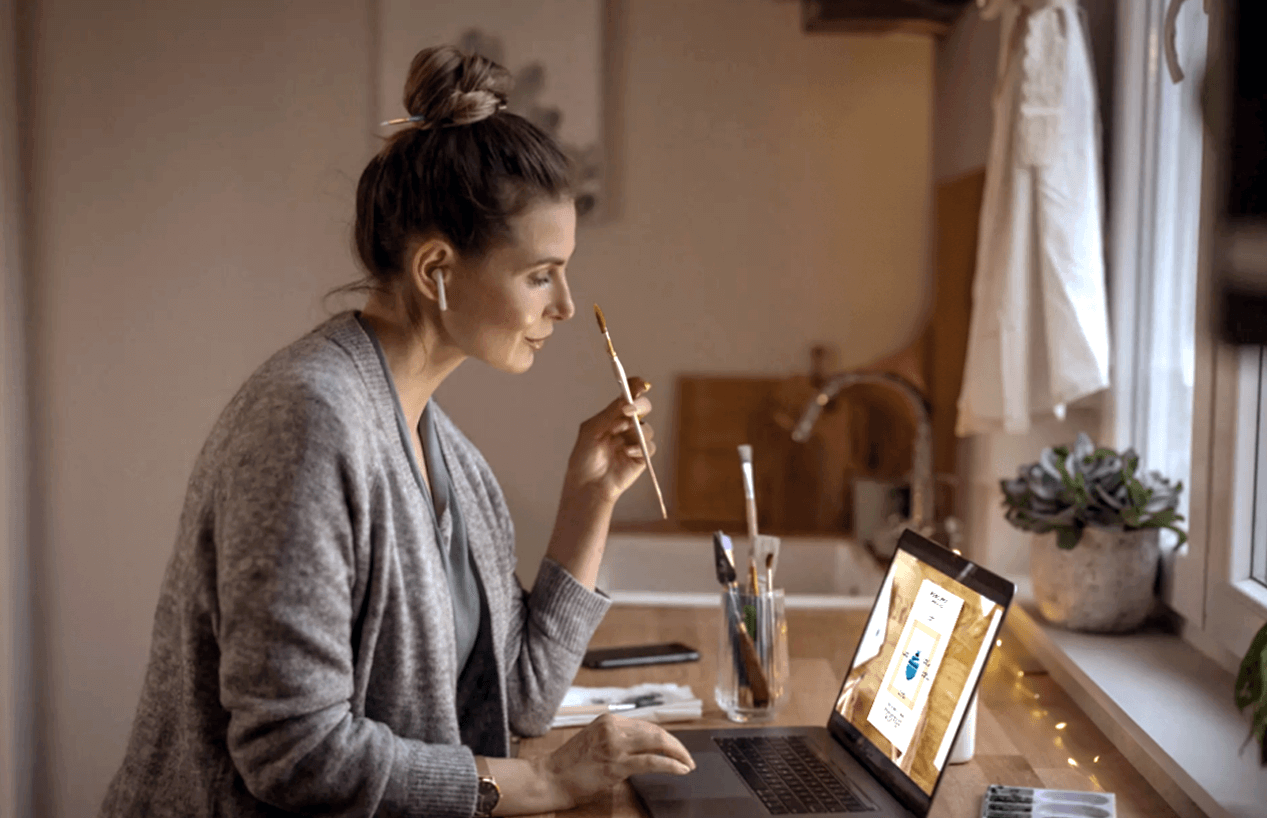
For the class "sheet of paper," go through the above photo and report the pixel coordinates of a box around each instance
[866,579,964,756]
[550,683,702,729]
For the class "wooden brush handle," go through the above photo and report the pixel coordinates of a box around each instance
[726,589,770,707]
[736,624,771,707]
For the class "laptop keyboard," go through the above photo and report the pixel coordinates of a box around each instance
[714,736,873,814]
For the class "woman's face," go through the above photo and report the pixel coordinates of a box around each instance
[444,197,577,374]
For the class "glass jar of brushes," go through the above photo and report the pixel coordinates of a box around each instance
[715,585,789,722]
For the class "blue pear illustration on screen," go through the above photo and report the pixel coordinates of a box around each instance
[905,650,921,680]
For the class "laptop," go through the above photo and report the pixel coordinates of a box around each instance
[629,529,1015,818]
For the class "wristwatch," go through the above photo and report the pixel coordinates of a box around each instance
[474,756,500,818]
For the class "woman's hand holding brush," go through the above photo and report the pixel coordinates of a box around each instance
[562,377,657,505]
[546,376,656,591]
[546,305,664,591]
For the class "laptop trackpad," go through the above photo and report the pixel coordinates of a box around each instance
[632,752,748,803]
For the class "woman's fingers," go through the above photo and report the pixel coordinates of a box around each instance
[583,391,652,442]
[619,723,695,769]
[613,375,652,422]
[620,395,652,420]
[617,412,655,458]
[544,717,694,806]
[615,418,655,441]
[622,754,694,777]
[565,374,660,496]
[625,441,657,459]
[592,717,695,770]
[627,376,651,398]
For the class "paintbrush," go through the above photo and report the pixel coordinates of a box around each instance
[712,531,770,707]
[737,444,760,586]
[712,530,738,588]
[593,304,667,518]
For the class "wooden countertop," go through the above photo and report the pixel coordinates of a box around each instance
[518,605,1182,818]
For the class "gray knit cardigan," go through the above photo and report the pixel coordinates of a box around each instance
[100,313,611,817]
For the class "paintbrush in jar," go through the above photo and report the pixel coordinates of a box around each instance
[738,444,761,585]
[593,304,667,518]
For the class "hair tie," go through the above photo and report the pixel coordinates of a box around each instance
[380,113,432,128]
[380,92,507,130]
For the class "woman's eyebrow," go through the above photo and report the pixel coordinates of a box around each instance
[528,256,568,267]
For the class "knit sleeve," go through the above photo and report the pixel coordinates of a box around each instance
[495,524,611,736]
[213,383,477,817]
[501,560,613,736]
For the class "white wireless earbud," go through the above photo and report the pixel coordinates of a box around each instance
[432,270,447,312]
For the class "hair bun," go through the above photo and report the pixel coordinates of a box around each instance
[403,45,511,128]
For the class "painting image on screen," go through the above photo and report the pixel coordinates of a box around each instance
[834,549,1002,795]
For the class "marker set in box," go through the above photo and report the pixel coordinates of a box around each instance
[979,785,1115,817]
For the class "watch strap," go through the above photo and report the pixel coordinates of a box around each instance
[474,756,500,818]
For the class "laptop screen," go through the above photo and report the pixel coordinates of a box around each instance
[831,533,1009,806]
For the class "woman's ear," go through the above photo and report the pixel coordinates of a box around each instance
[408,238,455,312]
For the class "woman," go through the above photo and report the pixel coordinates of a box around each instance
[100,45,694,817]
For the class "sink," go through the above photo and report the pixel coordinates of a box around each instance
[598,532,887,609]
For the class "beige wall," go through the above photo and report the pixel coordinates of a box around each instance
[23,0,932,813]
[933,5,1000,181]
[438,0,934,566]
[27,1,374,814]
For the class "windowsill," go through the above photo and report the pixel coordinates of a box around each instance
[1005,583,1267,818]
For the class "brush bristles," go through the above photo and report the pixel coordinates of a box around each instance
[737,444,753,463]
[593,304,607,333]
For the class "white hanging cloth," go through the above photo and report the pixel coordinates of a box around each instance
[956,0,1111,436]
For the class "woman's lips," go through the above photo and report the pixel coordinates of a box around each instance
[526,336,546,350]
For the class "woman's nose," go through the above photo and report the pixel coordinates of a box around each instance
[551,276,575,321]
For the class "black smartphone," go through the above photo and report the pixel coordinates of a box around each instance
[582,641,700,669]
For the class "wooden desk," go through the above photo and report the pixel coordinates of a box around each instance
[519,605,1181,818]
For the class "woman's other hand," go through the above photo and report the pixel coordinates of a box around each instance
[537,714,694,808]
[563,377,655,505]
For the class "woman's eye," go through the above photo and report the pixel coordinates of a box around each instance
[530,274,552,288]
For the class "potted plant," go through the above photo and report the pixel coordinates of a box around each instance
[1000,433,1186,632]
[1237,621,1267,766]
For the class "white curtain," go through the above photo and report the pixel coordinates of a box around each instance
[1106,0,1207,619]
[956,0,1112,436]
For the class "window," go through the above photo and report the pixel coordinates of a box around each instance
[1192,344,1267,664]
[1108,0,1205,622]
[1110,0,1267,666]
[1253,349,1267,589]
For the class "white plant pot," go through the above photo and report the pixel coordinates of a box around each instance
[1029,527,1160,633]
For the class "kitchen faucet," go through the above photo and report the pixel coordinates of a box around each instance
[790,371,936,541]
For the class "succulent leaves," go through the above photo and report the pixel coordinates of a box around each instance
[1235,621,1267,766]
[999,432,1187,550]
